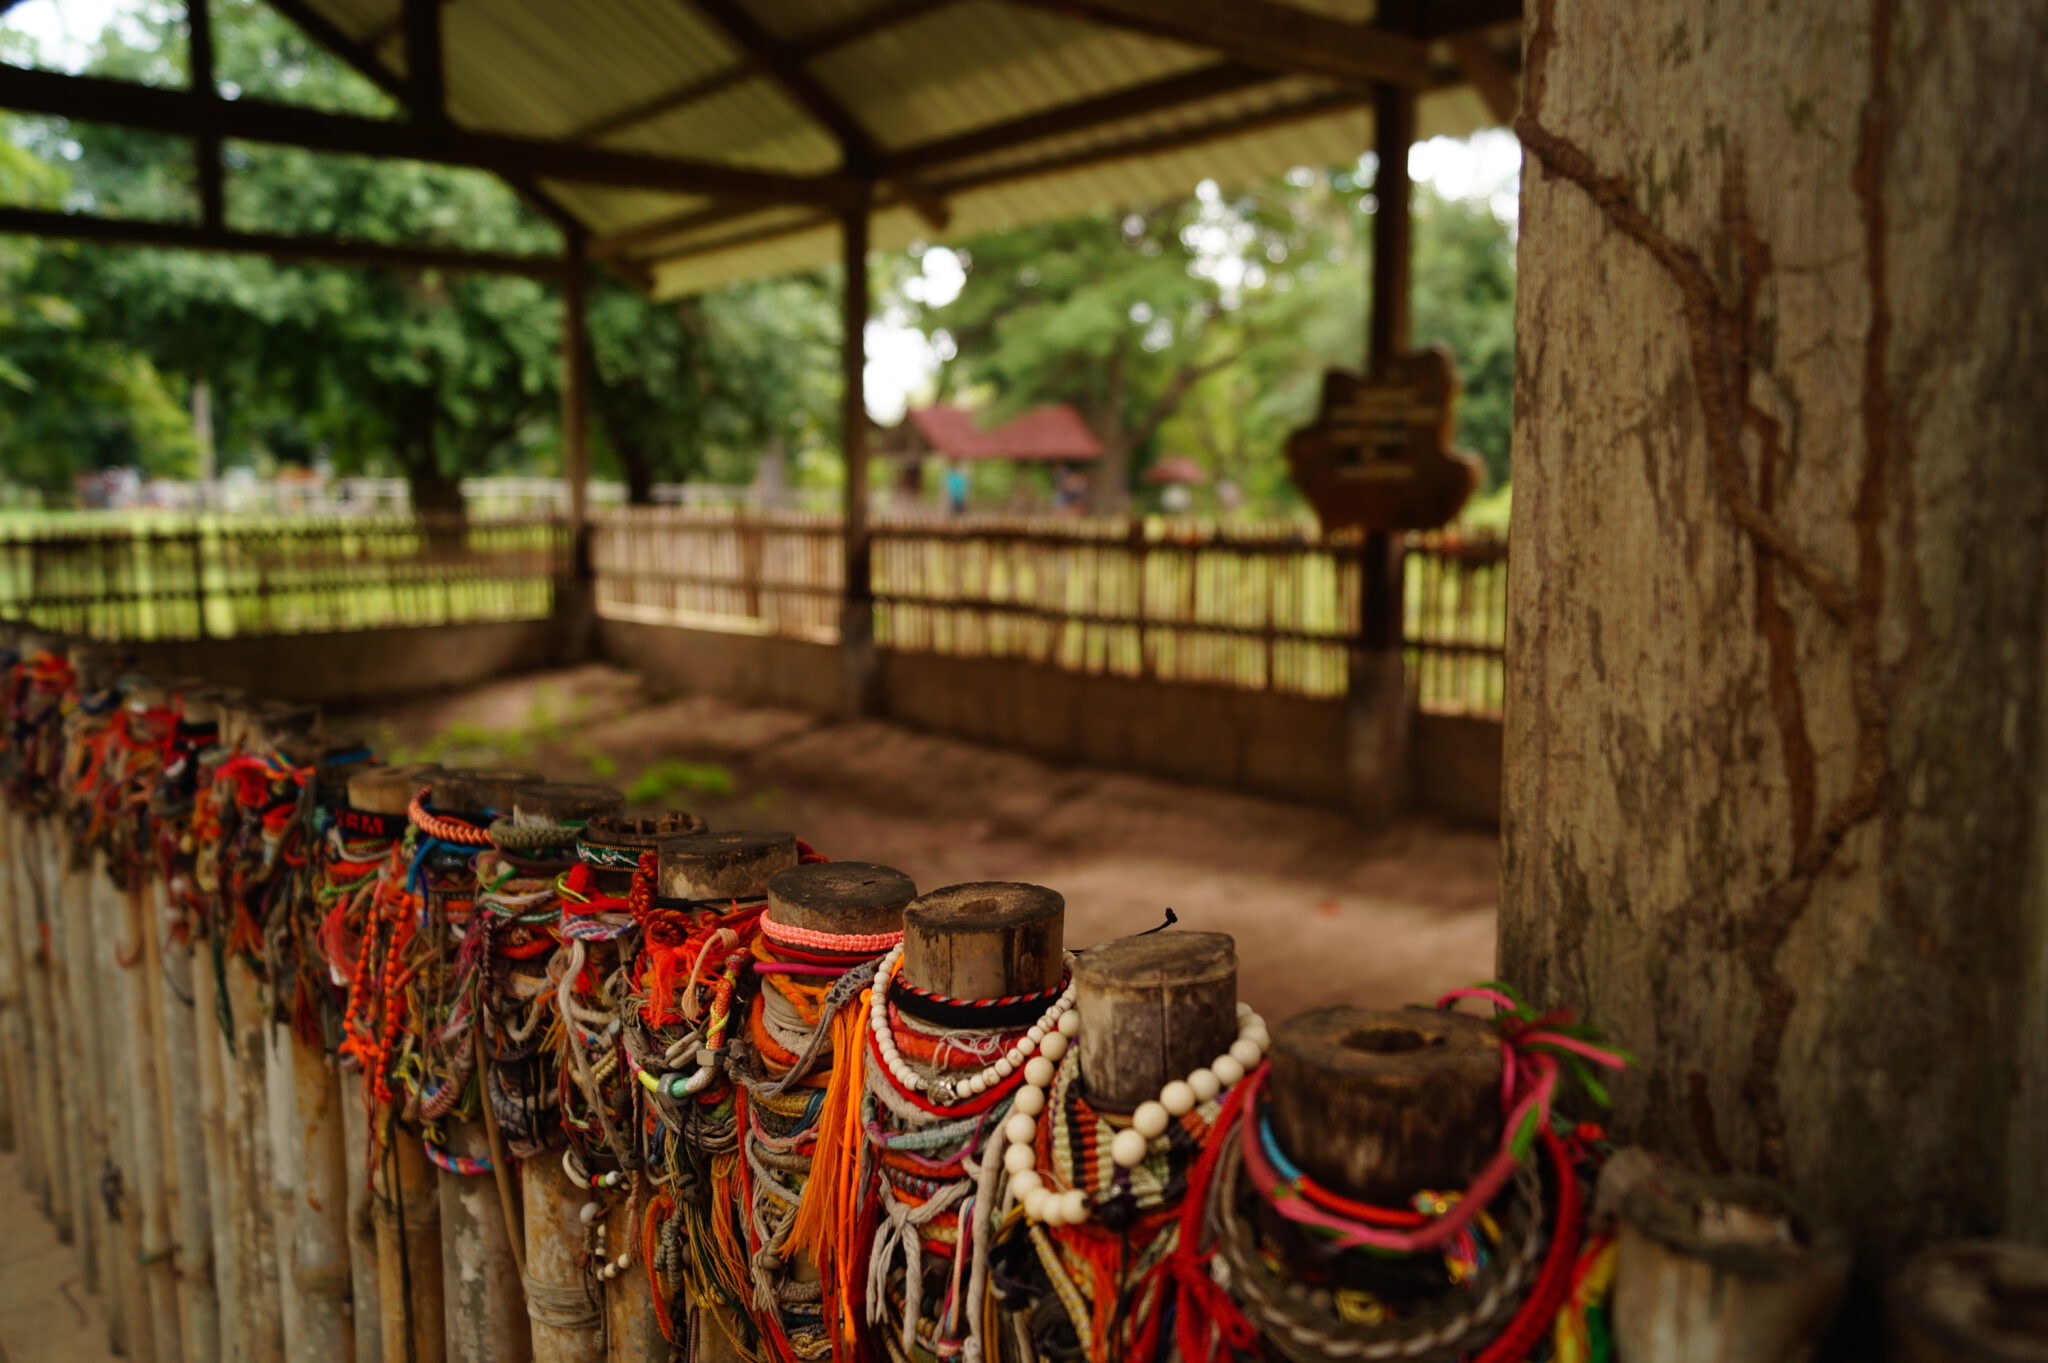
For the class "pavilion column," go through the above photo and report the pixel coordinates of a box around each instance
[839,189,880,716]
[1501,0,2048,1303]
[559,234,597,661]
[1347,79,1416,821]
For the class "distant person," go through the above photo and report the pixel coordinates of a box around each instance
[944,463,969,516]
[1053,466,1086,514]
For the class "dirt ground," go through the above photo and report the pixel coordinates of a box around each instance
[338,664,1499,1018]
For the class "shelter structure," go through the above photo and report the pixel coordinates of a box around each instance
[880,402,1102,508]
[0,0,1520,723]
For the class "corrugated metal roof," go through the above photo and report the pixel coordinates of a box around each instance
[284,0,1516,296]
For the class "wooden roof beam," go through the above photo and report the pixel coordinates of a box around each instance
[0,65,859,204]
[569,0,961,144]
[1412,0,1521,40]
[683,0,948,230]
[0,205,572,277]
[999,0,1429,88]
[881,60,1281,176]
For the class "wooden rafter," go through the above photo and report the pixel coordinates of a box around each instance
[642,85,1376,272]
[1412,0,1521,39]
[0,65,859,204]
[568,0,960,144]
[682,0,948,229]
[262,0,581,234]
[0,205,571,277]
[880,60,1280,176]
[999,0,1428,88]
[1447,33,1517,123]
[402,0,445,123]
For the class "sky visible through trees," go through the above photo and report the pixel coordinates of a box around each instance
[0,0,1520,516]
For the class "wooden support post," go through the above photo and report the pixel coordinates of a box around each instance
[562,238,590,535]
[1265,1006,1500,1202]
[507,783,622,1363]
[424,770,543,1363]
[1071,932,1236,1110]
[348,763,450,1363]
[1609,1170,1847,1361]
[1891,1241,2048,1363]
[901,882,1065,999]
[1347,79,1417,822]
[839,189,880,717]
[0,801,27,1163]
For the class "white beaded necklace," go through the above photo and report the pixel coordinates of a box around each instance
[868,943,1078,1106]
[1003,999,1270,1226]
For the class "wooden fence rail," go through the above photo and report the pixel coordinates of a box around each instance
[0,516,570,640]
[591,509,1508,715]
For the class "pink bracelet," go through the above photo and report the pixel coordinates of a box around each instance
[758,913,904,955]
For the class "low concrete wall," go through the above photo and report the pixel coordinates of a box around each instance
[598,618,842,715]
[597,621,1502,822]
[1412,712,1504,826]
[878,651,1354,807]
[116,616,568,705]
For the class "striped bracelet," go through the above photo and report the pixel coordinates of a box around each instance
[758,912,903,955]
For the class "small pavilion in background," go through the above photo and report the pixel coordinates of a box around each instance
[879,403,1102,511]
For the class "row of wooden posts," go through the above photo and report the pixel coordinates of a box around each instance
[0,622,2037,1362]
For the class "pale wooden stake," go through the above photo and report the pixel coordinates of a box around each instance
[1071,932,1236,1111]
[338,761,440,1363]
[350,762,451,1363]
[1891,1240,2048,1363]
[269,732,370,1363]
[424,769,543,1363]
[509,782,623,1363]
[1609,1170,1847,1362]
[623,830,803,1363]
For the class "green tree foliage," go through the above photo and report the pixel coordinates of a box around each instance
[912,164,1518,513]
[0,0,837,508]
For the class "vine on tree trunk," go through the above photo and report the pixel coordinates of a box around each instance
[1514,0,1897,1176]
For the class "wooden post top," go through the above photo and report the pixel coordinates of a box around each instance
[253,700,321,751]
[275,732,373,806]
[1266,1005,1503,1201]
[1891,1240,2048,1362]
[428,767,542,818]
[582,811,706,849]
[656,829,799,901]
[123,676,174,711]
[180,686,242,726]
[511,782,623,824]
[902,881,1065,999]
[347,763,443,817]
[1072,931,1237,1110]
[767,861,915,936]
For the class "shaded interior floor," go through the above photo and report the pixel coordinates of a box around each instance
[344,664,1499,1017]
[0,1150,117,1363]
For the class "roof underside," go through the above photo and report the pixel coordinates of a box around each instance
[283,0,1515,297]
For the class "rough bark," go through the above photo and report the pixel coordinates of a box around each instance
[1501,0,2048,1282]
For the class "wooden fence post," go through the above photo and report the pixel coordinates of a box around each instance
[637,830,803,1363]
[1610,1170,1847,1361]
[510,782,625,1363]
[1266,1006,1502,1205]
[269,732,372,1363]
[347,761,450,1363]
[1071,931,1236,1111]
[426,768,545,1363]
[900,882,1065,1002]
[1890,1241,2048,1363]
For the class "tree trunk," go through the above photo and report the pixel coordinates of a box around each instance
[1501,0,2048,1294]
